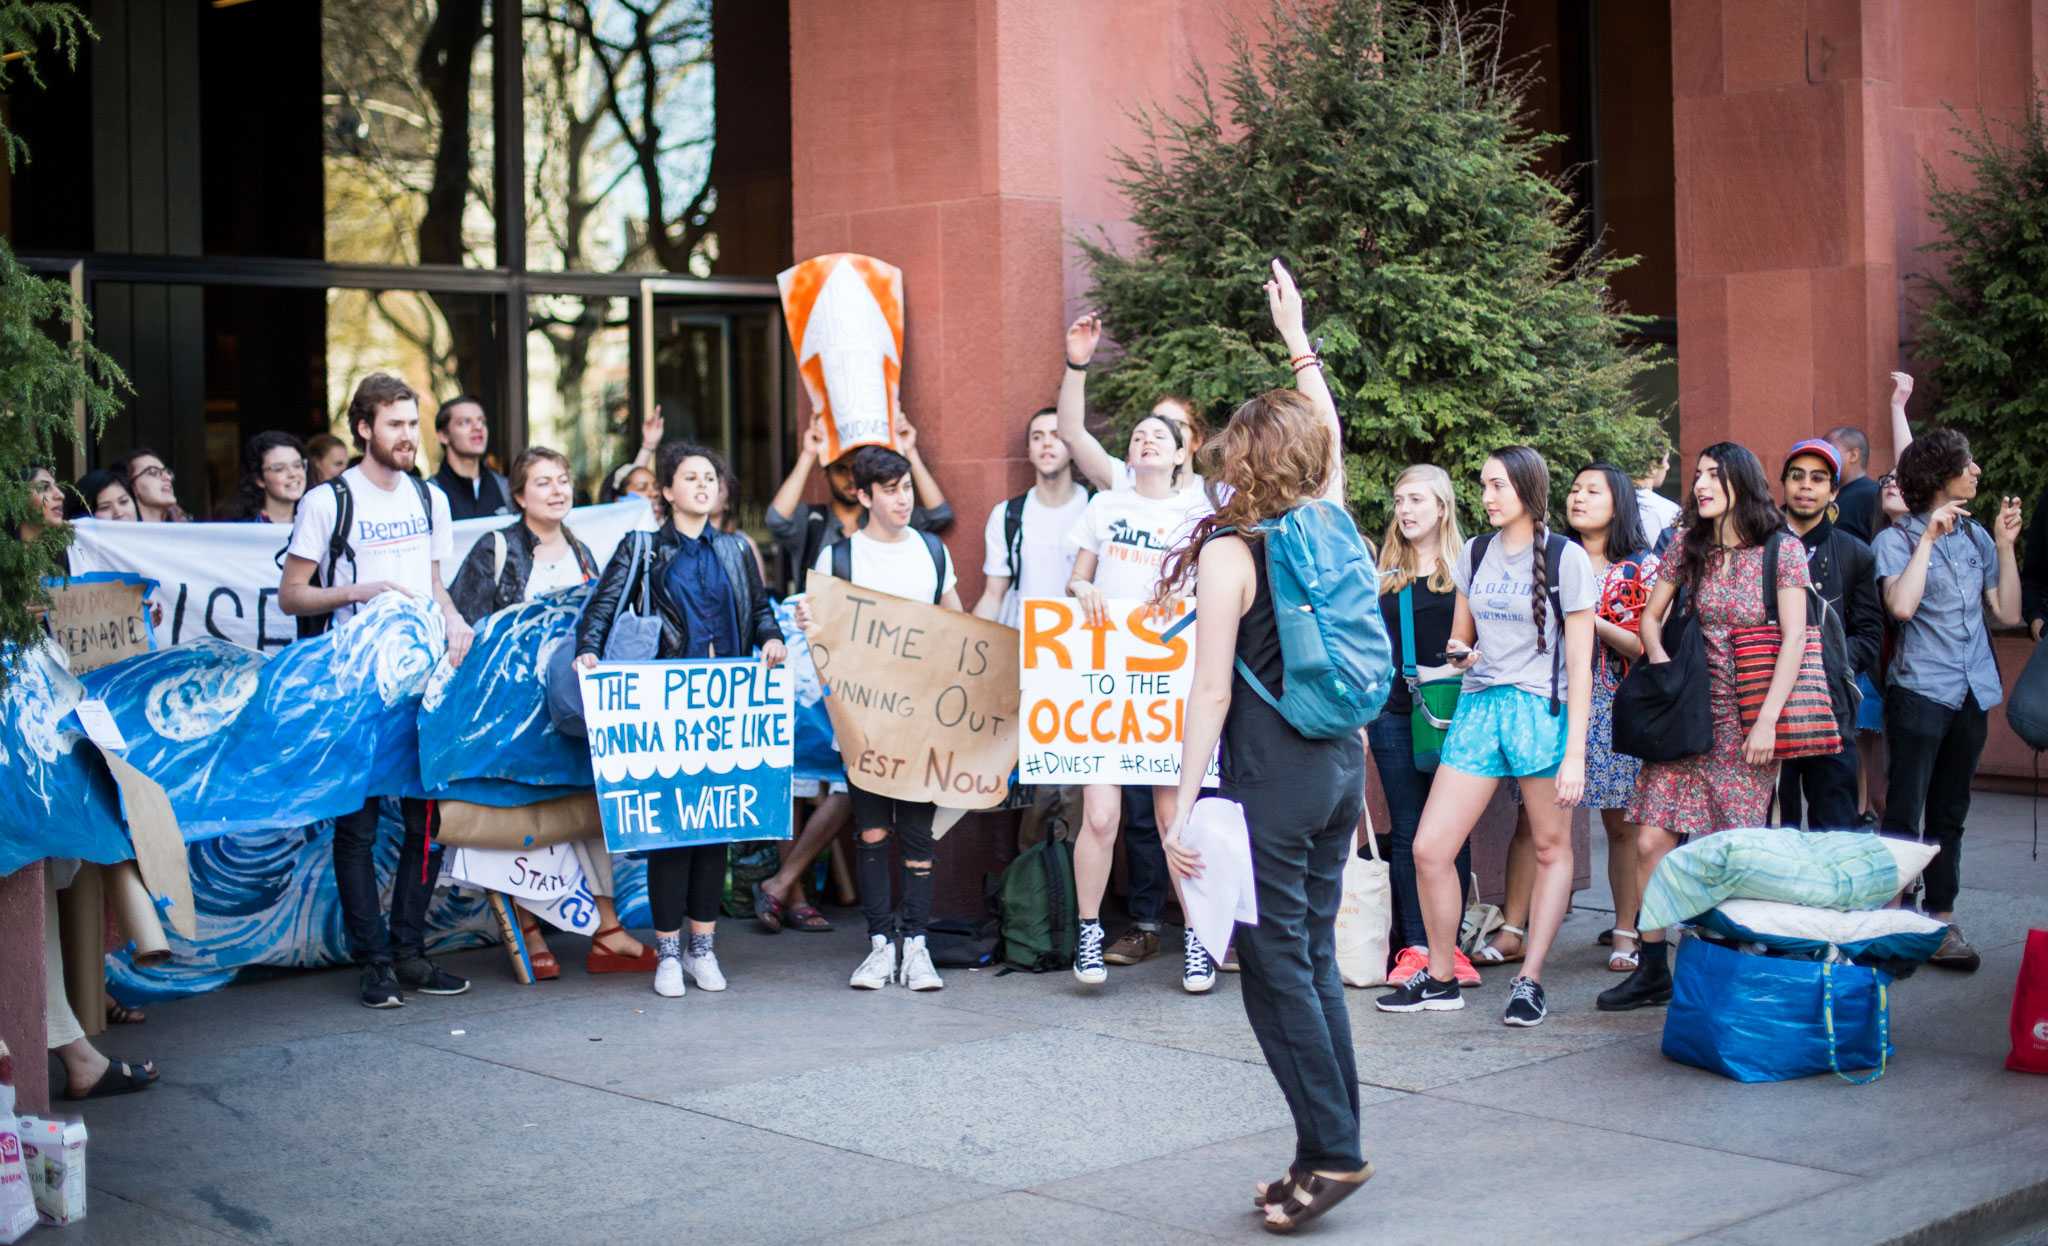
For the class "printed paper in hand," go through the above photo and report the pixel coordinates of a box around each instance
[1179,796,1257,964]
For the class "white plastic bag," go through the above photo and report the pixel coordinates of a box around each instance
[1335,810,1392,988]
[0,1046,41,1244]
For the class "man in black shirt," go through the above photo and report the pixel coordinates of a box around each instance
[1779,438,1884,830]
[430,395,513,520]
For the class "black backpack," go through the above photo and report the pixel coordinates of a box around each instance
[1780,530,1861,737]
[1468,530,1571,714]
[295,474,436,638]
[829,528,949,605]
[1000,485,1092,582]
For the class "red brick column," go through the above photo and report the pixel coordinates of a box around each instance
[0,864,50,1114]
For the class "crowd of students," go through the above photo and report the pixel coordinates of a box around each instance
[17,259,2045,1230]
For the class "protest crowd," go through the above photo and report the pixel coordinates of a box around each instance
[10,258,2048,1238]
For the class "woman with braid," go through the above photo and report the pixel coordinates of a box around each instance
[1376,447,1596,1027]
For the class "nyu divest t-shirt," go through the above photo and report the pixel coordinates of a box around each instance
[286,465,455,626]
[1452,534,1595,698]
[1066,488,1211,600]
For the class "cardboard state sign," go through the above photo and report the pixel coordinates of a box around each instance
[778,253,905,461]
[806,573,1018,809]
[42,572,155,674]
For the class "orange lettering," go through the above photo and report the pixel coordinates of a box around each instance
[1090,699,1116,742]
[1027,700,1060,745]
[1022,599,1074,671]
[1126,602,1188,673]
[1119,700,1144,743]
[1064,699,1090,744]
[1146,699,1175,743]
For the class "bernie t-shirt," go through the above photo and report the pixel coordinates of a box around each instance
[286,465,454,627]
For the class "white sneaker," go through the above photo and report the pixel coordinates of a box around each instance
[653,956,685,998]
[850,935,897,990]
[1182,930,1217,994]
[901,935,944,991]
[683,949,727,992]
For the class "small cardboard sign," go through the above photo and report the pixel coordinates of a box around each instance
[42,572,155,674]
[580,659,795,852]
[806,573,1019,809]
[1018,596,1218,786]
[778,253,905,461]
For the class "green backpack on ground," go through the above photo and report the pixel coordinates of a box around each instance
[996,833,1078,972]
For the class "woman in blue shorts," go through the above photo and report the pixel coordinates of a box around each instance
[1376,446,1596,1027]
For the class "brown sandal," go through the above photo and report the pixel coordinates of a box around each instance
[586,926,657,974]
[1253,1166,1304,1209]
[1262,1165,1373,1235]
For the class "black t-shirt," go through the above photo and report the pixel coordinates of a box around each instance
[1377,578,1455,714]
[1835,474,1880,543]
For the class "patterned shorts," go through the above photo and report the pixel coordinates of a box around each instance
[1440,686,1568,779]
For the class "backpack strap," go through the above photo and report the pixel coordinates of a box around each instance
[1398,585,1419,680]
[1545,532,1567,716]
[919,529,948,604]
[410,475,435,533]
[799,510,830,590]
[829,534,852,585]
[322,477,355,588]
[1762,528,1782,625]
[1004,492,1028,580]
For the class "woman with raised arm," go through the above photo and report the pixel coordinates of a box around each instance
[1158,260,1368,1235]
[1059,315,1209,495]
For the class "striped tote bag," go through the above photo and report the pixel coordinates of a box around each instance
[1731,533,1841,760]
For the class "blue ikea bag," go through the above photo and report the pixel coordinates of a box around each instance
[1662,937,1893,1084]
[1163,499,1392,740]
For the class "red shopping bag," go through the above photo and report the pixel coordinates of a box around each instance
[2009,929,2048,1075]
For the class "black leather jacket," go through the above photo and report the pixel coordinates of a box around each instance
[575,522,779,660]
[447,519,600,625]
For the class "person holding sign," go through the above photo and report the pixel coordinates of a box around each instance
[577,442,786,999]
[447,447,651,981]
[1157,260,1373,1235]
[1374,447,1596,1028]
[1062,394,1213,993]
[767,413,953,598]
[795,445,963,993]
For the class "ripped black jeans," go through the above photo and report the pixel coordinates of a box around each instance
[849,787,937,938]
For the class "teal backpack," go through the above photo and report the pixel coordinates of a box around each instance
[1167,498,1392,740]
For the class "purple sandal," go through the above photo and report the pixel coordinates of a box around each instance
[785,904,833,933]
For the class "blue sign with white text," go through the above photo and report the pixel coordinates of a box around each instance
[582,659,795,852]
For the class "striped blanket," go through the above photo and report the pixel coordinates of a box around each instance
[1639,829,1905,931]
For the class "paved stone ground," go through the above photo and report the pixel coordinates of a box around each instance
[54,794,2048,1245]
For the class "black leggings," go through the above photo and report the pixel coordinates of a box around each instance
[646,844,725,931]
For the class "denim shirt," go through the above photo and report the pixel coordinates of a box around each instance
[1871,514,2003,710]
[659,527,743,659]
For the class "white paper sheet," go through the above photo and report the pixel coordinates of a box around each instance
[1179,796,1257,964]
[74,698,129,751]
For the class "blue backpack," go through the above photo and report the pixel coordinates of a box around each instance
[1167,499,1392,740]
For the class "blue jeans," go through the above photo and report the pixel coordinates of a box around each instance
[1121,785,1169,927]
[1366,714,1470,953]
[331,797,442,965]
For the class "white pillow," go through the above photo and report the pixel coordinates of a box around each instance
[1880,837,1939,890]
[1710,898,1946,947]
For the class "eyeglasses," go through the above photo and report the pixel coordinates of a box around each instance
[1877,474,1897,489]
[262,459,309,477]
[134,464,174,482]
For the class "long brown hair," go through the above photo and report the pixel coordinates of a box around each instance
[1488,445,1554,654]
[1152,388,1332,608]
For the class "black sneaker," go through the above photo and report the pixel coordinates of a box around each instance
[395,956,471,996]
[360,962,403,1009]
[1928,925,1981,973]
[1374,971,1463,1013]
[1502,976,1547,1027]
[1596,961,1672,1011]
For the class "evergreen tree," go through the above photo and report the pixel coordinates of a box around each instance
[0,1,128,679]
[1080,0,1662,532]
[1918,97,2048,509]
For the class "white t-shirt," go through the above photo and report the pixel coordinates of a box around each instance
[287,465,454,627]
[1066,487,1212,600]
[524,549,587,598]
[1637,487,1682,538]
[981,486,1090,627]
[813,528,957,605]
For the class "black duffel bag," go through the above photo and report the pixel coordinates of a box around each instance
[1613,591,1713,763]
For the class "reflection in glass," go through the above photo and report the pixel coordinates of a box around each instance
[322,1,496,268]
[326,289,502,479]
[523,1,716,273]
[527,294,637,501]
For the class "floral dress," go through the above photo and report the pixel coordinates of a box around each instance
[1584,552,1659,810]
[1628,532,1809,838]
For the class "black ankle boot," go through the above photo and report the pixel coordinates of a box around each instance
[1596,957,1673,1012]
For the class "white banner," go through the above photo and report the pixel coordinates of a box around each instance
[67,497,653,653]
[1018,596,1218,786]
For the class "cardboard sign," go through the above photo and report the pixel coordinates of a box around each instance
[42,572,155,673]
[580,659,794,852]
[446,843,601,935]
[778,253,904,461]
[806,573,1019,809]
[1018,596,1218,786]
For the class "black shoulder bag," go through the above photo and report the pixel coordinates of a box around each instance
[1611,582,1712,763]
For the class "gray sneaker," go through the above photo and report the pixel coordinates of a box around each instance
[1928,925,1981,973]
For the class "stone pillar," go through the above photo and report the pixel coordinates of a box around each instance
[0,864,50,1114]
[789,0,1066,607]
